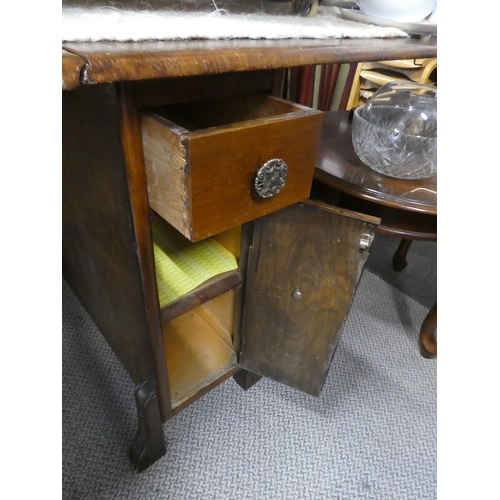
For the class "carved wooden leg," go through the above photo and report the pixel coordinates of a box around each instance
[233,369,263,391]
[129,380,166,472]
[419,303,437,359]
[393,238,413,272]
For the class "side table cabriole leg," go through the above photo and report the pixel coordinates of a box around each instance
[419,303,437,359]
[392,238,413,272]
[129,380,166,472]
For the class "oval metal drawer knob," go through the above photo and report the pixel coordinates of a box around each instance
[254,158,288,199]
[292,288,302,300]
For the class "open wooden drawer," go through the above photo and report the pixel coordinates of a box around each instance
[141,93,324,242]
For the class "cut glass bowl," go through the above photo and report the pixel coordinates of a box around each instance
[351,81,437,179]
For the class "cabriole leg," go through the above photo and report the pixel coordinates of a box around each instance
[392,238,413,272]
[419,303,437,359]
[129,380,166,472]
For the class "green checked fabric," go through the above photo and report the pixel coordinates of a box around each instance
[152,219,238,308]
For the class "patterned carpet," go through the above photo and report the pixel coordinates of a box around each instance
[62,269,436,499]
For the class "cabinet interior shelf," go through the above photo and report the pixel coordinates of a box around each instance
[163,290,238,410]
[152,216,239,310]
[160,270,241,325]
[151,215,242,411]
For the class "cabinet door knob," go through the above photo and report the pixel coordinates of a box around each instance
[292,288,303,300]
[359,233,374,252]
[254,158,288,198]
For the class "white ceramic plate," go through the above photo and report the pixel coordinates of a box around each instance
[339,8,437,36]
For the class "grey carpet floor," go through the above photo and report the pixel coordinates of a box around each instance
[62,265,436,499]
[364,234,437,310]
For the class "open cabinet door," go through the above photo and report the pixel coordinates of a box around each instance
[239,200,379,396]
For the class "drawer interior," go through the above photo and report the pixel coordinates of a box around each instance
[148,93,307,131]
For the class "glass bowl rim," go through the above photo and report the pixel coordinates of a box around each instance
[353,106,437,142]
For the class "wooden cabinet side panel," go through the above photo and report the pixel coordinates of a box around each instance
[62,85,161,394]
[239,202,377,396]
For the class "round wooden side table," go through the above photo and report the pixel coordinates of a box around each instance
[312,111,437,358]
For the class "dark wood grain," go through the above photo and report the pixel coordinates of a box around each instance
[330,192,437,240]
[62,83,171,421]
[62,37,437,86]
[239,200,379,396]
[116,82,172,421]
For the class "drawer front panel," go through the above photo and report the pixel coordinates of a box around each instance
[141,94,323,241]
[188,112,323,241]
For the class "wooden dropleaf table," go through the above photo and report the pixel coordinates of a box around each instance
[62,37,437,471]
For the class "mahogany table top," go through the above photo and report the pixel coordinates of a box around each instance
[62,37,437,90]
